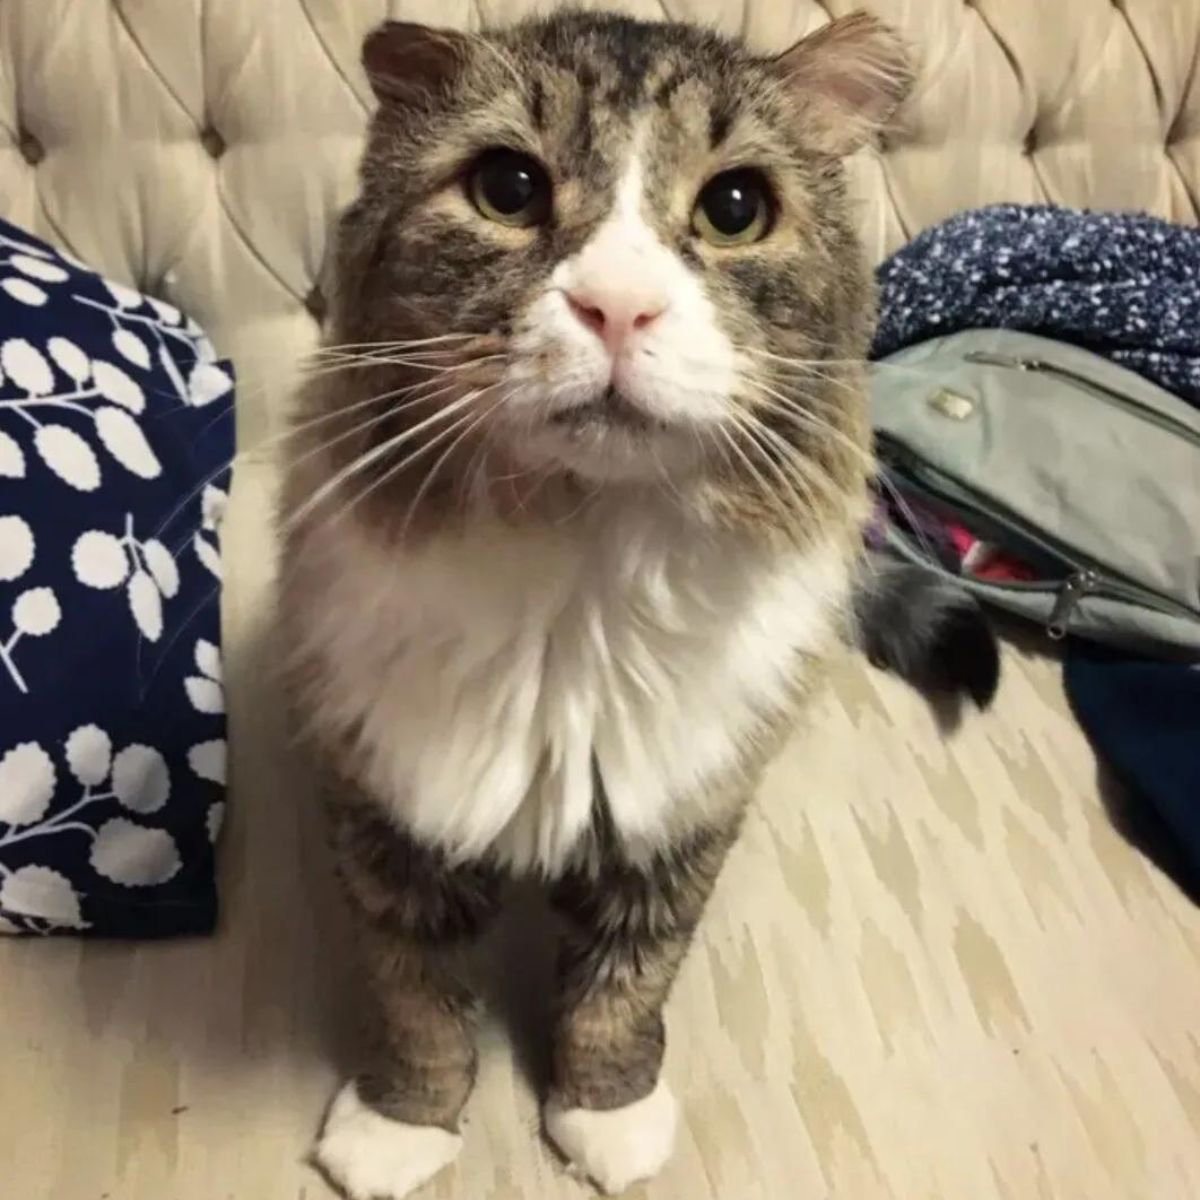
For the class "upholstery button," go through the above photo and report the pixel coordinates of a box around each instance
[305,286,327,322]
[200,126,226,159]
[17,129,44,165]
[1024,128,1039,155]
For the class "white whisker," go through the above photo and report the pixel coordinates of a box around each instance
[713,421,783,520]
[284,390,481,532]
[727,410,816,520]
[748,381,874,469]
[733,411,835,515]
[305,333,477,356]
[397,395,510,540]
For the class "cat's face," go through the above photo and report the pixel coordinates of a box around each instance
[329,12,910,519]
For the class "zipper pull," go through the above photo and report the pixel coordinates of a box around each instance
[964,350,1044,371]
[1048,570,1097,640]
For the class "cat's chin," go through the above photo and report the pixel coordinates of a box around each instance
[512,419,703,485]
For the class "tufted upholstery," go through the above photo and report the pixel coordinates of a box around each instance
[2,0,1198,451]
[4,5,1200,1200]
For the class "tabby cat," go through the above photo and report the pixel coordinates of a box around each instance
[279,11,935,1197]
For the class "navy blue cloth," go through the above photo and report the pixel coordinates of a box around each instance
[0,219,233,936]
[872,204,1200,408]
[1065,645,1200,890]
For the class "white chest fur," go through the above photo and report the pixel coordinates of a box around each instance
[293,498,852,876]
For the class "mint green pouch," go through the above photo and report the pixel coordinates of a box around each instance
[870,329,1200,659]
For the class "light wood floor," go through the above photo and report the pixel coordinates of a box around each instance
[4,462,1200,1200]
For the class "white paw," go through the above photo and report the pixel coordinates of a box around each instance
[313,1081,462,1200]
[544,1079,678,1195]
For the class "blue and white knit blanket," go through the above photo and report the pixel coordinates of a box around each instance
[872,204,1200,408]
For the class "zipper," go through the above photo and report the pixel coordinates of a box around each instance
[1047,570,1098,640]
[877,439,1200,632]
[963,350,1200,449]
[886,520,1156,643]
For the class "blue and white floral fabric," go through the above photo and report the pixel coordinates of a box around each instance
[0,218,233,936]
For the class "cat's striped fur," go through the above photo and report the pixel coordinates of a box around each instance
[280,12,928,1198]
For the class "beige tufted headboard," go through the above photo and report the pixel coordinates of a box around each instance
[2,0,1198,451]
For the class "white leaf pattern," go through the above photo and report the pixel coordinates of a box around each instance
[93,360,145,412]
[188,360,233,406]
[0,517,49,693]
[0,234,51,259]
[0,515,34,581]
[188,739,226,785]
[205,802,225,844]
[1,278,48,306]
[195,639,222,682]
[34,425,100,490]
[12,588,60,636]
[194,531,222,579]
[1,233,231,932]
[11,255,69,283]
[142,539,180,598]
[47,336,90,384]
[156,342,189,401]
[201,484,228,532]
[0,430,26,478]
[102,279,141,310]
[0,866,84,927]
[73,518,185,641]
[65,725,112,787]
[72,530,129,589]
[185,677,224,714]
[1,338,54,394]
[111,745,170,813]
[110,329,151,371]
[95,407,160,477]
[0,742,56,825]
[90,819,181,886]
[127,570,163,641]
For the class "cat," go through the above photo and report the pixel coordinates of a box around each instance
[278,11,935,1198]
[855,551,999,708]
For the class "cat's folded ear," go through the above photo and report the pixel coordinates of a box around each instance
[362,21,470,106]
[768,12,914,157]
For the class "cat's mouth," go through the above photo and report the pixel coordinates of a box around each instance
[512,382,702,484]
[549,386,666,434]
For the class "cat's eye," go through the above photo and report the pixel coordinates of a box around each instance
[468,149,552,228]
[692,170,773,247]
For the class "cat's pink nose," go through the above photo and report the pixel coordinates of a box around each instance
[565,286,667,354]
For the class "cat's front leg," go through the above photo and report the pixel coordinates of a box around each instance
[313,792,502,1200]
[544,818,739,1195]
